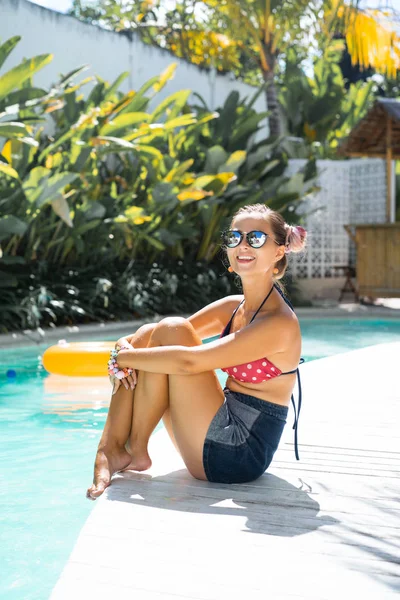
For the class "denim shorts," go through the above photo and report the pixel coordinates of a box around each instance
[202,388,288,484]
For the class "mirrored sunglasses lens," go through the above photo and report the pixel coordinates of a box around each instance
[248,231,267,247]
[225,231,241,247]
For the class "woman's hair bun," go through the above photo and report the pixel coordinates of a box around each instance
[285,225,307,254]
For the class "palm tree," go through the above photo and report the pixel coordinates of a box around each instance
[204,0,400,137]
[70,1,400,138]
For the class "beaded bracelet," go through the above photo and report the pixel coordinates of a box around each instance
[107,345,134,380]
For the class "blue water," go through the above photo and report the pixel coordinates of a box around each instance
[1,318,400,600]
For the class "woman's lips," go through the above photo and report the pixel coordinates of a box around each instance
[236,256,255,264]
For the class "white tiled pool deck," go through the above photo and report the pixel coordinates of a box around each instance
[51,342,400,600]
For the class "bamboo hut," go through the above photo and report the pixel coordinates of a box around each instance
[339,98,400,298]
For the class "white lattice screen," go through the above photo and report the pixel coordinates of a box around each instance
[287,159,391,279]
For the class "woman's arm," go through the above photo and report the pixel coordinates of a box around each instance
[187,295,243,340]
[116,295,243,347]
[117,311,298,375]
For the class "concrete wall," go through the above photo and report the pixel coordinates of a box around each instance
[1,0,266,113]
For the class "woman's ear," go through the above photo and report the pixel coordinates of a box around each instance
[276,247,285,262]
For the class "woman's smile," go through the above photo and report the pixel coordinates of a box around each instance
[236,254,256,265]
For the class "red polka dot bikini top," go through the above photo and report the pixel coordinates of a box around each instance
[220,285,298,383]
[220,284,304,460]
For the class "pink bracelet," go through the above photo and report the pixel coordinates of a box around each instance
[107,345,134,379]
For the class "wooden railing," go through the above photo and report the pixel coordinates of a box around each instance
[345,224,400,298]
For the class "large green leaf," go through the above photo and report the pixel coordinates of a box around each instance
[0,54,53,100]
[83,201,106,221]
[22,167,50,203]
[38,129,75,162]
[99,112,150,137]
[0,121,31,138]
[104,71,129,100]
[153,64,177,93]
[120,94,149,115]
[127,76,161,101]
[230,113,269,145]
[215,91,240,140]
[51,195,73,227]
[1,87,48,112]
[150,90,191,122]
[93,136,135,149]
[22,168,77,206]
[143,235,166,251]
[86,80,105,107]
[124,125,164,142]
[0,162,19,179]
[0,37,21,70]
[64,91,80,125]
[205,146,228,173]
[70,144,91,171]
[193,172,236,194]
[75,219,101,234]
[36,172,79,207]
[220,151,247,175]
[163,114,197,130]
[58,65,90,87]
[152,182,178,209]
[177,189,210,202]
[0,215,27,240]
[164,159,194,183]
[135,145,163,160]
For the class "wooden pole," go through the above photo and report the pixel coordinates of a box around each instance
[386,116,393,223]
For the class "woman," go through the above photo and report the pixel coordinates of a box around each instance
[86,203,306,500]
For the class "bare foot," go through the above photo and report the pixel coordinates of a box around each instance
[121,448,152,473]
[86,446,133,501]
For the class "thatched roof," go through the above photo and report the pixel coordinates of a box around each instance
[339,98,400,159]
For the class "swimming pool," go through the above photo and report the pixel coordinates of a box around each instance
[1,318,400,600]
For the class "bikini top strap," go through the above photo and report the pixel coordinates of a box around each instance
[274,285,304,460]
[222,299,244,336]
[291,366,303,461]
[249,284,275,324]
[274,283,295,312]
[227,283,275,333]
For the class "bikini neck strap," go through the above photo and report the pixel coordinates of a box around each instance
[249,284,275,324]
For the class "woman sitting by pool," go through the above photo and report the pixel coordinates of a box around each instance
[87,204,307,500]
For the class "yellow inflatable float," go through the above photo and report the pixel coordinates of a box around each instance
[42,341,114,377]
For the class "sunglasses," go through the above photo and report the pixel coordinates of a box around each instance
[222,229,279,249]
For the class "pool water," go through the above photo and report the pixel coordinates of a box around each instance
[1,318,399,600]
[299,317,400,360]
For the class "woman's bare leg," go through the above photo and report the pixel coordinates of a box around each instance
[126,321,186,471]
[86,323,156,500]
[87,317,223,499]
[127,317,224,480]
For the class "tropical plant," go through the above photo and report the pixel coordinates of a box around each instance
[0,37,237,268]
[279,43,375,157]
[183,87,317,261]
[0,36,313,332]
[69,0,241,73]
[70,1,400,139]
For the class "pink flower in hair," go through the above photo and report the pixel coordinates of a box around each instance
[287,225,307,252]
[286,225,307,253]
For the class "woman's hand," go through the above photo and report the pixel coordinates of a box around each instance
[109,338,137,395]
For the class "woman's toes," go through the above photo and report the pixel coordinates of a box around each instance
[86,481,109,500]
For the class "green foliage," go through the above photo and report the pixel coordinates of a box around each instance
[279,43,375,158]
[0,38,234,269]
[184,88,317,260]
[0,257,234,333]
[0,36,313,332]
